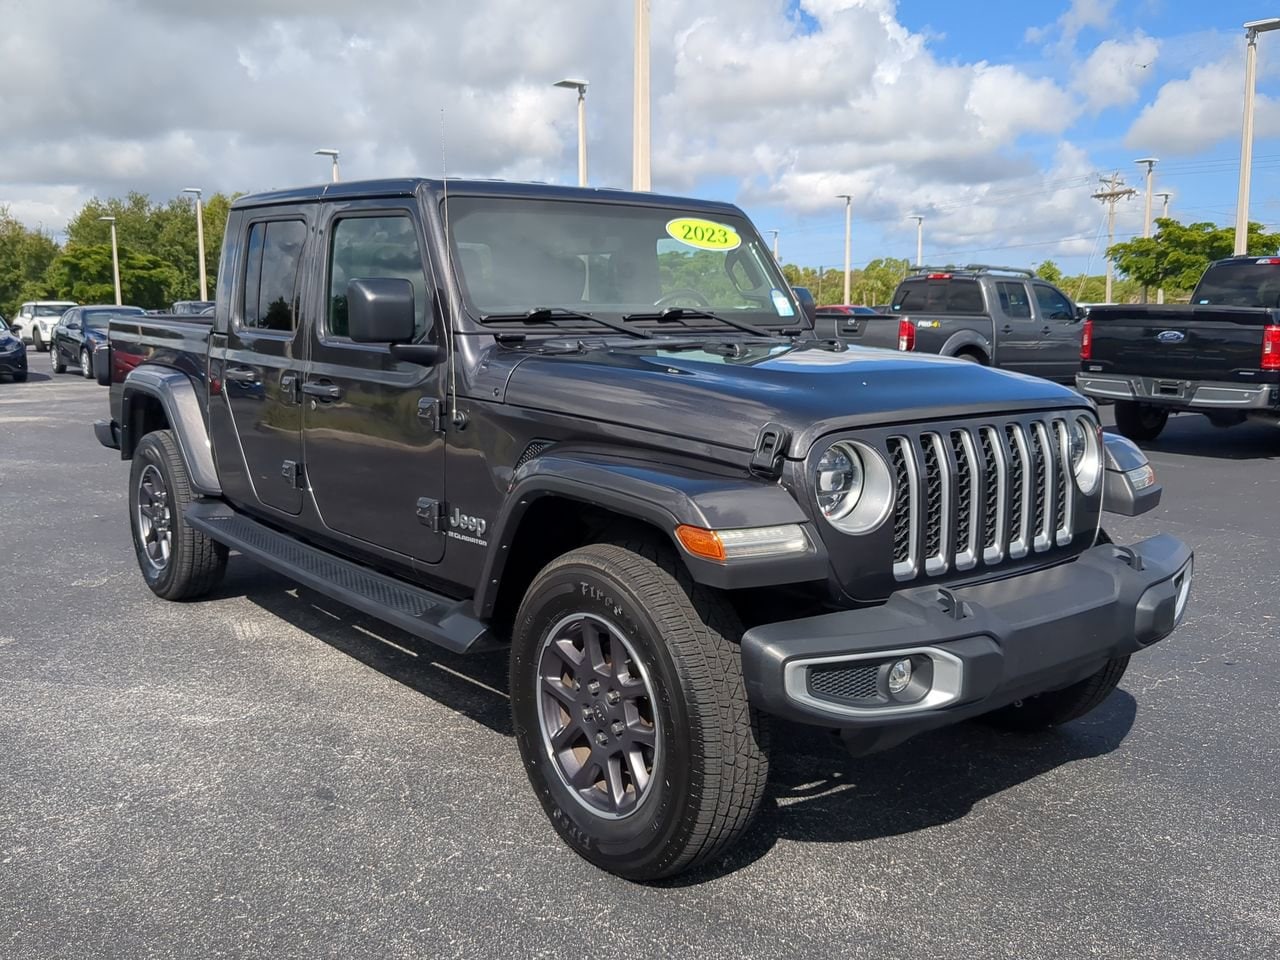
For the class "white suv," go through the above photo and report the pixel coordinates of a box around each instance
[12,301,77,352]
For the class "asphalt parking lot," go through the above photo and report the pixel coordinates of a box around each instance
[2,370,1277,960]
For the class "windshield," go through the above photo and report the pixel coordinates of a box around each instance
[445,196,799,330]
[1193,261,1280,307]
[36,304,73,317]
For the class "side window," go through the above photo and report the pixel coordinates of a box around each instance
[945,279,984,313]
[996,281,1032,319]
[241,220,306,332]
[1033,284,1074,320]
[893,281,943,311]
[328,215,430,339]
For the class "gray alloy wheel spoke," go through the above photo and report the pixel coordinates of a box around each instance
[541,674,578,710]
[625,721,657,749]
[550,636,584,667]
[605,755,627,808]
[624,748,651,794]
[135,464,172,574]
[582,622,608,676]
[548,721,581,752]
[569,755,601,790]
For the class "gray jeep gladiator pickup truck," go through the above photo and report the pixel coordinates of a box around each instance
[96,178,1192,880]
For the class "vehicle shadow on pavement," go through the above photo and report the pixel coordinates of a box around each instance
[218,562,514,737]
[664,691,1138,885]
[1106,419,1280,462]
[13,371,52,383]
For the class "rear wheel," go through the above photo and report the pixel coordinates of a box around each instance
[32,328,44,352]
[1114,401,1168,441]
[982,656,1129,731]
[129,430,227,600]
[510,540,769,881]
[955,349,987,365]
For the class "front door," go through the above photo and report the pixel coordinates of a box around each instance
[213,210,313,515]
[1030,282,1084,382]
[302,201,447,565]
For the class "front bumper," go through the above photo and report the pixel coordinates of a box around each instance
[741,534,1192,748]
[0,349,27,375]
[1077,373,1278,411]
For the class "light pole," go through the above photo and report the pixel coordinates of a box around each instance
[1135,158,1158,239]
[98,216,121,306]
[554,79,589,187]
[767,229,780,260]
[837,195,853,304]
[182,187,208,301]
[1155,192,1173,304]
[908,215,924,266]
[315,148,341,183]
[632,0,651,191]
[1235,19,1280,254]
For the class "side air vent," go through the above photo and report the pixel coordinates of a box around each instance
[515,440,554,469]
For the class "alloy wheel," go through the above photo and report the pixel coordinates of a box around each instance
[135,464,172,573]
[536,613,660,820]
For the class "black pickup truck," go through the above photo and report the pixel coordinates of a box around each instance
[817,266,1084,383]
[1078,256,1280,440]
[95,178,1192,880]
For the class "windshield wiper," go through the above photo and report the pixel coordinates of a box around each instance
[622,306,787,337]
[480,306,652,339]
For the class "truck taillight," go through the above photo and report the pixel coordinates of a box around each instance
[1081,318,1093,360]
[1264,325,1280,370]
[897,319,915,351]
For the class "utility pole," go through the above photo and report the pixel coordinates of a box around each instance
[837,194,853,304]
[632,0,651,191]
[908,215,924,266]
[1092,173,1136,304]
[767,229,780,260]
[1156,192,1172,304]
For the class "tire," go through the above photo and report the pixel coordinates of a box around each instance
[51,345,65,374]
[955,349,987,365]
[510,540,769,881]
[32,328,44,352]
[13,371,27,382]
[80,348,93,379]
[129,430,228,601]
[981,656,1129,732]
[1114,400,1168,442]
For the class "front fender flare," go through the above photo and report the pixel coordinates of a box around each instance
[121,365,221,497]
[473,452,828,617]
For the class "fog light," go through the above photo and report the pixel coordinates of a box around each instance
[887,658,913,694]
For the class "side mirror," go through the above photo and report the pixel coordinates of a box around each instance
[1075,305,1088,322]
[347,278,416,344]
[792,285,818,325]
[1101,433,1162,516]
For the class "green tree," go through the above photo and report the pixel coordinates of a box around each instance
[0,208,60,318]
[44,244,176,309]
[1109,218,1280,294]
[1035,260,1064,284]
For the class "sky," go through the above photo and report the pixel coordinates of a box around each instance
[2,0,1279,284]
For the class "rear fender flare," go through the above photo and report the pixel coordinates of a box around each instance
[473,452,827,617]
[120,366,221,497]
[940,329,992,361]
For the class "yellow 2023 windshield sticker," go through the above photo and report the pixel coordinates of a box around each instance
[666,217,741,251]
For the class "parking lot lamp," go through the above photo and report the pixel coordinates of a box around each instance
[182,188,208,301]
[554,79,589,187]
[315,148,341,183]
[98,216,121,305]
[837,195,853,304]
[1235,19,1280,254]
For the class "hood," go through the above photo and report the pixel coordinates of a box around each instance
[501,339,1088,455]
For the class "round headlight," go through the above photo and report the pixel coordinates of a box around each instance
[1071,416,1102,495]
[816,443,863,520]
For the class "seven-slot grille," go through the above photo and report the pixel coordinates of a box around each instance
[887,416,1084,581]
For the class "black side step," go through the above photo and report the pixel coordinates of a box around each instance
[185,502,497,655]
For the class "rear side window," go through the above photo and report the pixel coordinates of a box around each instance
[1033,284,1074,320]
[945,279,983,312]
[327,215,431,339]
[241,220,307,332]
[893,280,943,311]
[996,281,1031,319]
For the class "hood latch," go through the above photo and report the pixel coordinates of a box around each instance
[750,422,790,479]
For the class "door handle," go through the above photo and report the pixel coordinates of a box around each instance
[1041,326,1051,335]
[1001,325,1013,334]
[224,366,260,384]
[302,381,342,400]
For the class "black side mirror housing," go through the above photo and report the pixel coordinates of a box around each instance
[792,286,818,326]
[347,278,417,344]
[1075,305,1088,321]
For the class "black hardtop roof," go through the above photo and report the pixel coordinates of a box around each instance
[232,177,745,216]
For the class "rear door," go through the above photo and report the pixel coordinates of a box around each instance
[213,208,313,516]
[990,279,1041,373]
[1028,282,1084,382]
[302,199,447,565]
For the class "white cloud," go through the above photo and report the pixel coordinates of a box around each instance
[1027,0,1115,46]
[1072,33,1160,112]
[1126,54,1280,153]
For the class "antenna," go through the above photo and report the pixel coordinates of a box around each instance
[441,108,462,428]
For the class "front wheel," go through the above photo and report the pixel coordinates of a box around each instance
[32,328,44,352]
[981,656,1129,731]
[80,348,93,379]
[51,345,65,374]
[510,540,769,881]
[1114,401,1168,442]
[129,430,228,600]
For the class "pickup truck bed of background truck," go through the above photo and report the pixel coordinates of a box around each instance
[96,177,1192,881]
[822,266,1085,383]
[1078,256,1280,440]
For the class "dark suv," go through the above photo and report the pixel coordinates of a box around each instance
[96,179,1191,880]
